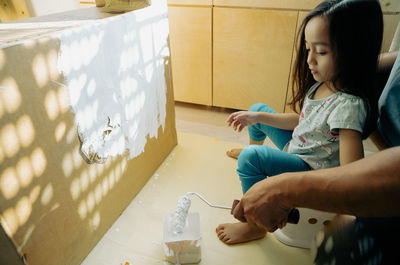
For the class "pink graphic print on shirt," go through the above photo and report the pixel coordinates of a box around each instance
[328,130,339,143]
[298,133,309,147]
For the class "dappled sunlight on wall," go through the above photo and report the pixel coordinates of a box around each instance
[0,38,145,263]
[1,121,22,158]
[32,53,50,88]
[1,77,22,114]
[0,1,174,264]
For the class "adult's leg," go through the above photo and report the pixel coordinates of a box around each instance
[313,216,400,265]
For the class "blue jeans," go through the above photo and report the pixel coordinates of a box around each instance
[238,103,311,193]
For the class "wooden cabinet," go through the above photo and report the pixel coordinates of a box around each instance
[167,0,400,111]
[213,8,297,112]
[167,0,317,110]
[213,0,320,9]
[168,5,212,105]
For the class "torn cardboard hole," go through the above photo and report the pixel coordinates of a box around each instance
[77,117,121,164]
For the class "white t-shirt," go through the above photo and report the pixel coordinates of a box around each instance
[284,82,367,169]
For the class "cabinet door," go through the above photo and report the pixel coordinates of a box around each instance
[168,6,212,105]
[213,7,298,111]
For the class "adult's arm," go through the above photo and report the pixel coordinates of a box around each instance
[233,147,400,232]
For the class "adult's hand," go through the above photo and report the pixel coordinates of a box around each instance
[232,175,293,232]
[233,147,400,231]
[227,111,259,132]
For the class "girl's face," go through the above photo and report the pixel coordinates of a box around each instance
[304,16,335,84]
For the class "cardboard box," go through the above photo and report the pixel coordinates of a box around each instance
[0,2,177,265]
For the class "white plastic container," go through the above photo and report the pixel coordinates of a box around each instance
[163,212,201,264]
[274,208,336,249]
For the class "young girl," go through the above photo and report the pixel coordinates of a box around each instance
[217,0,383,245]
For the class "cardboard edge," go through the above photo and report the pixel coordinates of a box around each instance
[0,224,25,265]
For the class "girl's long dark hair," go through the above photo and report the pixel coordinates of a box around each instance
[289,0,383,138]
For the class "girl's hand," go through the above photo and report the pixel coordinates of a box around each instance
[227,111,259,132]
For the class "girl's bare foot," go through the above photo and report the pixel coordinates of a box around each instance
[216,222,266,245]
[226,148,243,160]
